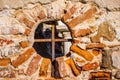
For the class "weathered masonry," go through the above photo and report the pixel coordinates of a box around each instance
[0,0,120,80]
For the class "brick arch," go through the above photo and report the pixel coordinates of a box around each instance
[0,0,110,79]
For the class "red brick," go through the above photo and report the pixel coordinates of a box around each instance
[20,17,35,29]
[27,54,41,76]
[86,43,105,49]
[30,5,46,21]
[92,49,99,56]
[82,62,99,71]
[89,71,111,80]
[0,58,11,66]
[62,5,77,22]
[70,45,93,61]
[67,7,97,29]
[39,58,51,77]
[72,29,91,37]
[38,10,46,20]
[90,35,100,43]
[0,39,13,46]
[38,77,62,80]
[75,57,85,63]
[12,48,35,68]
[65,58,80,76]
[24,28,31,36]
[19,41,29,48]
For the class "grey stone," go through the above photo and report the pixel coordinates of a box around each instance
[101,49,113,69]
[115,70,120,79]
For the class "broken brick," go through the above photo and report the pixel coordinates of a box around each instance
[82,62,99,71]
[67,6,97,29]
[62,5,77,22]
[24,28,31,36]
[86,43,105,49]
[0,58,11,66]
[72,29,91,37]
[0,39,13,46]
[90,35,100,43]
[75,57,85,63]
[38,10,46,20]
[19,41,29,48]
[92,49,100,56]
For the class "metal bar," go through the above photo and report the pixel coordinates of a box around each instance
[52,25,55,61]
[90,78,110,79]
[34,39,72,42]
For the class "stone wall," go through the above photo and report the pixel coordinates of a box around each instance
[0,0,120,80]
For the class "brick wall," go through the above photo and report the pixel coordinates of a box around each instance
[0,0,119,80]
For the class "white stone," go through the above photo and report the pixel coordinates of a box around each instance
[0,16,26,35]
[115,28,120,40]
[95,0,120,10]
[112,51,120,69]
[80,37,91,43]
[77,43,86,50]
[63,32,72,54]
[0,0,56,10]
[44,0,66,19]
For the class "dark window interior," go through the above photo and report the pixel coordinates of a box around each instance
[33,22,64,59]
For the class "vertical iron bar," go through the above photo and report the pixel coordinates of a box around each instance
[52,25,55,61]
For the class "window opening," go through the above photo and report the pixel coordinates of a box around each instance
[33,21,72,61]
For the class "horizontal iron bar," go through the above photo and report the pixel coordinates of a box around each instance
[34,39,72,42]
[90,78,110,79]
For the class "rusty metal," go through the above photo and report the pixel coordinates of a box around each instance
[89,78,110,80]
[52,25,55,61]
[34,39,72,42]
